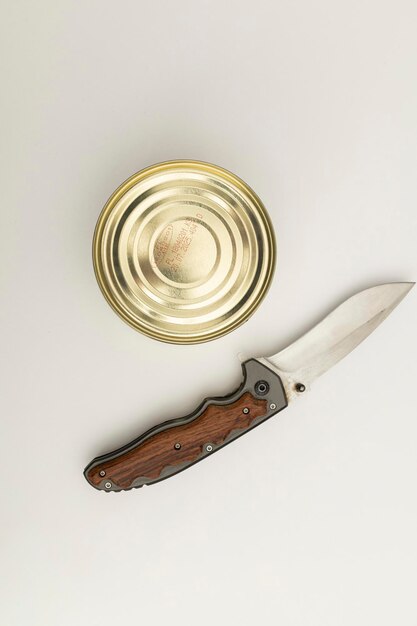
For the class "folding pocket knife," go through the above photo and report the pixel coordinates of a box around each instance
[84,282,413,492]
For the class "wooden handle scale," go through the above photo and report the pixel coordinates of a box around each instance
[84,360,287,491]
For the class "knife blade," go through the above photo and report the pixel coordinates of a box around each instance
[84,282,414,492]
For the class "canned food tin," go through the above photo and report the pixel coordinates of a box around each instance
[93,160,275,344]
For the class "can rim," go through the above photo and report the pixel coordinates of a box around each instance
[93,160,276,344]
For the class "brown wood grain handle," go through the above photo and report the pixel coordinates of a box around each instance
[84,360,287,491]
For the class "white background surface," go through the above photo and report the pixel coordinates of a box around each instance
[1,2,416,625]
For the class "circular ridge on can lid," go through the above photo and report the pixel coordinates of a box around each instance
[93,160,276,344]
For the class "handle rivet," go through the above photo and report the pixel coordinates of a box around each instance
[205,444,213,452]
[104,482,112,489]
[99,470,106,477]
[242,407,250,414]
[174,442,181,450]
[295,383,306,393]
[269,403,277,410]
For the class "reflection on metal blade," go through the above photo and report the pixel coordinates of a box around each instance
[259,283,414,401]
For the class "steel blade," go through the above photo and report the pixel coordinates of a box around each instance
[259,282,414,400]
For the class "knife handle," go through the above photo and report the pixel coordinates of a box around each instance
[84,359,287,491]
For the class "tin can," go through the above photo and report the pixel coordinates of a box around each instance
[93,161,275,344]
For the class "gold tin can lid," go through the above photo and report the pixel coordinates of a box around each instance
[93,161,276,344]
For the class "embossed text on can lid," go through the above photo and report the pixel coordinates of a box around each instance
[93,161,276,344]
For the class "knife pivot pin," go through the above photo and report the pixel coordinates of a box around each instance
[255,381,269,395]
[174,442,181,450]
[295,383,306,393]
